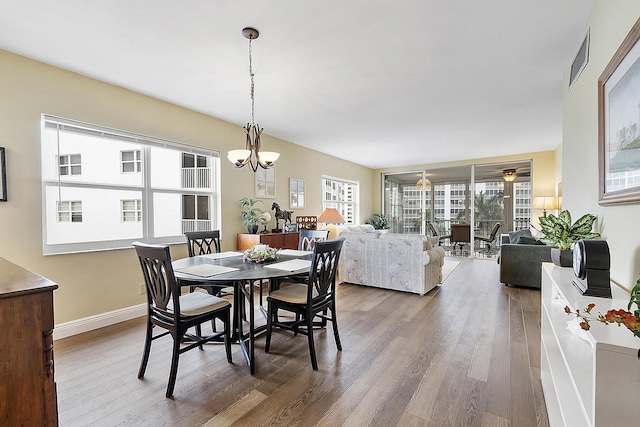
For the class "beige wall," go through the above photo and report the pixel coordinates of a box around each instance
[562,0,640,291]
[0,49,374,324]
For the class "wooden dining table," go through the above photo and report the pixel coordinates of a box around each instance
[172,250,312,374]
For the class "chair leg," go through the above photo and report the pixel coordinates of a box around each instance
[166,333,182,398]
[138,319,153,379]
[331,305,342,351]
[195,324,204,350]
[223,311,233,363]
[265,302,273,353]
[306,313,318,370]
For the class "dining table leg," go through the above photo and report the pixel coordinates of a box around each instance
[233,279,257,375]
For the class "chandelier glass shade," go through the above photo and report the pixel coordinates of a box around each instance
[227,27,279,172]
[502,169,517,182]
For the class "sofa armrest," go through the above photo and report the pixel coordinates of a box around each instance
[424,246,445,266]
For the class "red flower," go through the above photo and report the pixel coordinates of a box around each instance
[580,321,590,331]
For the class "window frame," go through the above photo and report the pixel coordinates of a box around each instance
[41,115,221,255]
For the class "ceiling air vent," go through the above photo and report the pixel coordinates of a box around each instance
[569,28,590,91]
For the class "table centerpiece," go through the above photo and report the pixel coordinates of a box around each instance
[243,244,279,263]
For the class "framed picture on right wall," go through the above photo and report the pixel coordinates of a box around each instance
[598,18,640,205]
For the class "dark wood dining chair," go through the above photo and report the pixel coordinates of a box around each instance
[265,237,345,370]
[133,242,232,398]
[298,229,329,251]
[184,230,234,297]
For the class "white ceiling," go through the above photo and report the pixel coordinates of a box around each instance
[0,0,595,169]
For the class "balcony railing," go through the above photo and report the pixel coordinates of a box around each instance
[182,219,212,234]
[181,167,211,189]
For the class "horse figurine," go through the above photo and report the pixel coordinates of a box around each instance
[271,202,294,230]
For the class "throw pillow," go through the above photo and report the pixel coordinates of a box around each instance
[508,229,531,244]
[517,236,546,245]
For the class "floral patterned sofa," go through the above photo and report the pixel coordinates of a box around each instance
[334,225,445,295]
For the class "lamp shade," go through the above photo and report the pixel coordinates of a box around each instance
[532,196,557,210]
[257,151,280,165]
[317,208,345,224]
[227,149,251,166]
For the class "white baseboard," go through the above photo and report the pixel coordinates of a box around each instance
[53,304,146,340]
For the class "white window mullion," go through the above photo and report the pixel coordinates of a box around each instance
[142,146,153,241]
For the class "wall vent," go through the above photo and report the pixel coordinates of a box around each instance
[569,28,590,91]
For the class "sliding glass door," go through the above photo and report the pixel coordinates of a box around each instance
[382,161,531,257]
[383,171,430,235]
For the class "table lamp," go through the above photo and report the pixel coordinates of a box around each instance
[532,196,557,217]
[317,208,346,239]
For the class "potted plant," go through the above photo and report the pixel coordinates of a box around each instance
[365,213,390,231]
[538,210,600,267]
[239,198,266,234]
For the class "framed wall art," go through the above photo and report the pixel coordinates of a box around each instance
[0,147,6,202]
[598,18,640,205]
[255,166,276,199]
[289,178,305,208]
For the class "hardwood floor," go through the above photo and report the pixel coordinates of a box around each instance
[54,258,549,426]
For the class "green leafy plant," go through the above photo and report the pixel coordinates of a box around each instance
[365,213,389,230]
[565,279,640,358]
[239,198,266,232]
[537,210,600,250]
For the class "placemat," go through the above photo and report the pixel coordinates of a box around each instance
[174,264,239,277]
[264,259,312,272]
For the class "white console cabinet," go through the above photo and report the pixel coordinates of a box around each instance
[541,263,640,426]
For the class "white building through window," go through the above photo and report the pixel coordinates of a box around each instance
[121,199,142,223]
[59,154,81,176]
[321,176,359,224]
[57,201,82,223]
[41,115,220,255]
[182,153,210,188]
[121,150,141,173]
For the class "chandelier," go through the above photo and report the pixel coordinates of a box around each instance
[502,169,517,182]
[227,27,280,172]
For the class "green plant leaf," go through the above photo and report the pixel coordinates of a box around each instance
[558,210,572,229]
[571,214,597,236]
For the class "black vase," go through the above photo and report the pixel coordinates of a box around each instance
[247,225,259,234]
[550,248,572,267]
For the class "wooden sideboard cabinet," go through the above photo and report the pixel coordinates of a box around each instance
[237,232,300,251]
[0,258,59,426]
[541,263,640,427]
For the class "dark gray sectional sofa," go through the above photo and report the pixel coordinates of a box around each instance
[498,230,553,289]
